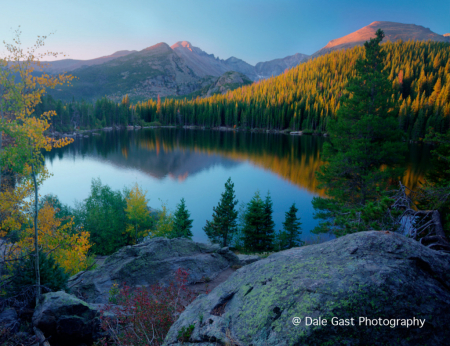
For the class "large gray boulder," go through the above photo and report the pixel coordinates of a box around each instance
[163,231,450,346]
[32,291,102,346]
[69,237,239,303]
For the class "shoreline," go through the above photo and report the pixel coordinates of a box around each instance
[49,125,328,138]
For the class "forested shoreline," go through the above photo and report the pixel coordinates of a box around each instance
[38,40,450,140]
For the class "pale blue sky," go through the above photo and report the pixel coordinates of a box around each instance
[1,0,449,65]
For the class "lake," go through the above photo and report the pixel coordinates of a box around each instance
[41,129,431,243]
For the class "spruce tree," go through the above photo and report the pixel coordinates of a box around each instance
[261,192,275,250]
[242,191,265,252]
[312,29,407,236]
[203,178,238,247]
[279,203,303,249]
[420,130,450,236]
[10,252,69,294]
[242,191,275,252]
[173,198,193,239]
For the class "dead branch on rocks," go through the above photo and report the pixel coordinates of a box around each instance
[391,182,450,252]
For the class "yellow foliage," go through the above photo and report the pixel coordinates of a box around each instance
[0,180,33,237]
[0,166,51,238]
[125,183,151,243]
[151,201,174,238]
[0,29,82,281]
[0,28,74,175]
[16,203,93,275]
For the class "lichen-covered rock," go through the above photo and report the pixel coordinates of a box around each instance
[163,231,450,346]
[237,254,260,265]
[69,237,239,303]
[32,291,102,346]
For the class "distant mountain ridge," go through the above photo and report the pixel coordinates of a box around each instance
[48,40,309,101]
[46,21,450,102]
[43,50,137,73]
[45,40,309,82]
[312,21,450,57]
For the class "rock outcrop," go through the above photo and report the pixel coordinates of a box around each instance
[237,254,260,266]
[69,237,239,303]
[163,231,450,346]
[205,71,252,97]
[32,291,102,346]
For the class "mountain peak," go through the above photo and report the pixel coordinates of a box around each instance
[171,41,194,50]
[313,21,450,57]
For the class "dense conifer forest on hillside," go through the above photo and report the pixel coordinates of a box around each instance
[38,40,450,140]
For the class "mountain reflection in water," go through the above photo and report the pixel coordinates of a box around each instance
[43,129,432,242]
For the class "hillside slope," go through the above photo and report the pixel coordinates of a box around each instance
[42,50,136,73]
[49,41,309,101]
[132,40,450,140]
[50,42,218,101]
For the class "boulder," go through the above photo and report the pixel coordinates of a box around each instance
[163,231,450,346]
[237,254,260,265]
[69,237,239,303]
[32,291,102,346]
[0,308,20,334]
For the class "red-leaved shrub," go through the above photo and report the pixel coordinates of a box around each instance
[98,268,198,346]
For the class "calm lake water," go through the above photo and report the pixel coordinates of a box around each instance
[41,129,431,243]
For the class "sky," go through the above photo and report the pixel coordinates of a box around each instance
[0,0,449,65]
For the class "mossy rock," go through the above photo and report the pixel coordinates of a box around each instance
[163,231,450,346]
[69,237,239,303]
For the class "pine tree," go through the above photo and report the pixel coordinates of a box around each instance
[203,178,238,247]
[173,198,193,239]
[420,130,450,236]
[261,192,275,250]
[10,252,69,294]
[278,203,303,249]
[312,29,407,236]
[242,191,265,252]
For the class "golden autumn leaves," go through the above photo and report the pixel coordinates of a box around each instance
[0,29,91,278]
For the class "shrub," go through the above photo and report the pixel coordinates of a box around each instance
[75,178,130,255]
[9,251,69,294]
[177,324,194,342]
[99,268,197,346]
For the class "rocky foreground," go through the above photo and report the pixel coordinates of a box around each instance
[69,237,240,304]
[163,231,450,346]
[4,232,449,346]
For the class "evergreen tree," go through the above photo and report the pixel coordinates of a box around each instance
[312,29,407,236]
[262,192,275,250]
[203,178,238,247]
[242,191,274,252]
[278,203,303,250]
[10,252,69,294]
[420,130,450,236]
[242,191,265,252]
[173,198,193,239]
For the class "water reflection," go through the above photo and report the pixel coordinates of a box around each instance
[42,129,432,243]
[45,129,430,194]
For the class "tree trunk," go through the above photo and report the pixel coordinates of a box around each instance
[31,163,41,303]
